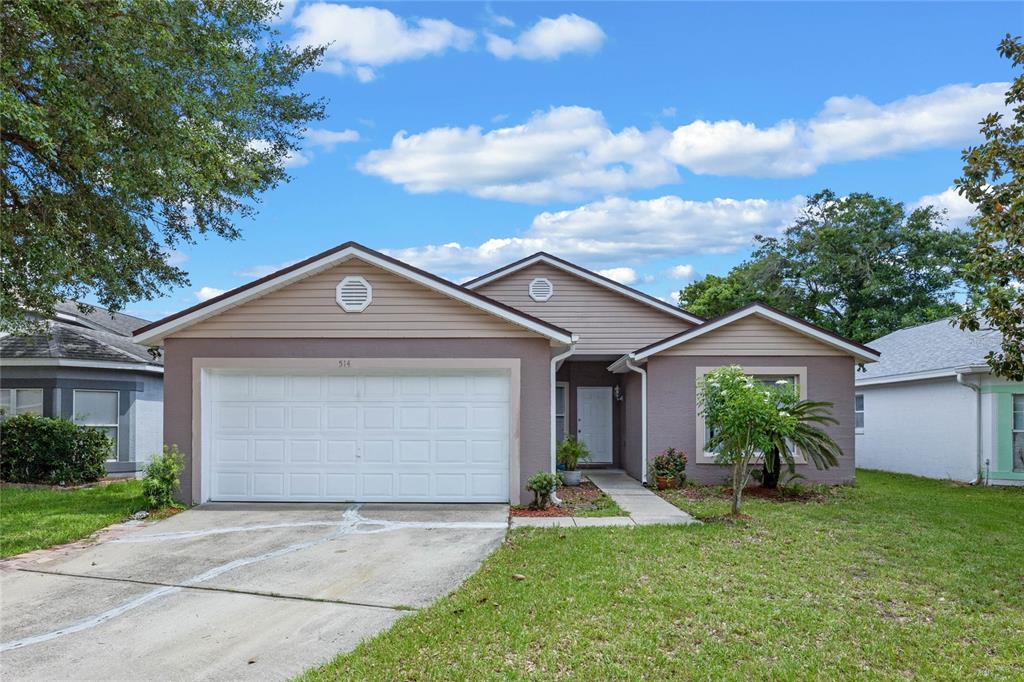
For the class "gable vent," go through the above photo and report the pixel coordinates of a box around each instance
[529,277,554,302]
[336,276,372,312]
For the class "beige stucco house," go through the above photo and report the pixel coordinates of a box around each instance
[133,242,879,505]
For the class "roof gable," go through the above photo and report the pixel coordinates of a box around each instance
[133,243,573,345]
[471,260,697,355]
[627,303,880,364]
[465,252,704,325]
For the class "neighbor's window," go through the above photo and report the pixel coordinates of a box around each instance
[1013,394,1024,473]
[73,390,119,460]
[855,394,865,430]
[0,388,44,418]
[555,384,567,443]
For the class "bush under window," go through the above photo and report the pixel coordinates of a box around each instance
[0,414,109,484]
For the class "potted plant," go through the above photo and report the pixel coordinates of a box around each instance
[556,435,591,486]
[652,453,676,490]
[664,447,688,486]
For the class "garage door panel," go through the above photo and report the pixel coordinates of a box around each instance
[207,370,510,502]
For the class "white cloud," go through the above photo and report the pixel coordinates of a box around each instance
[234,260,300,280]
[596,267,638,285]
[162,248,188,267]
[195,286,226,302]
[384,194,806,278]
[291,3,474,81]
[248,139,312,168]
[670,264,694,280]
[914,186,976,229]
[271,0,299,25]
[358,106,676,202]
[359,82,1005,202]
[661,106,677,119]
[666,82,1008,177]
[486,14,605,60]
[304,128,360,150]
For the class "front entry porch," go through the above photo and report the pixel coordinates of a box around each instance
[555,358,628,471]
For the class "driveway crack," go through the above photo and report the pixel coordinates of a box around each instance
[14,568,418,612]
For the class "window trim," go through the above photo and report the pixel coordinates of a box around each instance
[854,393,865,433]
[1013,394,1024,473]
[0,387,45,417]
[555,381,569,444]
[72,389,120,462]
[695,366,808,465]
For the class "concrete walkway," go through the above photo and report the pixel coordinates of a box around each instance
[510,470,697,529]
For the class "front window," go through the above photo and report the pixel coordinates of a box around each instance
[855,394,865,430]
[555,383,567,444]
[1013,395,1024,473]
[703,374,798,455]
[0,388,44,418]
[73,390,119,461]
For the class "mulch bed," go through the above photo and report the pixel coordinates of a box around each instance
[0,477,131,492]
[661,481,836,505]
[511,481,608,517]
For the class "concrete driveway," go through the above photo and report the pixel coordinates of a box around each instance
[0,503,507,681]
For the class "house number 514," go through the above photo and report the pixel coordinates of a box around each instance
[337,359,352,368]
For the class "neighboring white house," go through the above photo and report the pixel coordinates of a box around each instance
[855,318,1024,486]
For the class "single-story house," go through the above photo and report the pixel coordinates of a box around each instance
[132,242,878,505]
[855,318,1024,485]
[1,301,164,476]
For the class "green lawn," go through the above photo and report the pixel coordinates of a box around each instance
[0,480,148,557]
[302,470,1024,680]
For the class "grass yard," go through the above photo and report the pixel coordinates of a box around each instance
[302,470,1024,680]
[0,480,148,557]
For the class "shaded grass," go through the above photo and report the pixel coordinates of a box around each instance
[302,470,1024,680]
[0,481,147,557]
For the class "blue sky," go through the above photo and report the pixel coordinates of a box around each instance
[132,1,1021,320]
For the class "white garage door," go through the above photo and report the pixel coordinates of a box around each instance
[205,370,510,502]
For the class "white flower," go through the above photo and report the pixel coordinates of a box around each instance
[775,379,789,385]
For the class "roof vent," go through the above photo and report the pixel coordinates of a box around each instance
[336,276,372,312]
[529,277,554,302]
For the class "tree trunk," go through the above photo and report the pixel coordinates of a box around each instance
[731,462,744,515]
[761,448,781,489]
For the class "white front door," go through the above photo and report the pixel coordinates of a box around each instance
[205,369,510,502]
[577,386,613,464]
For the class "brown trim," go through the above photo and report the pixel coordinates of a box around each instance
[133,242,573,339]
[631,301,881,358]
[465,251,705,322]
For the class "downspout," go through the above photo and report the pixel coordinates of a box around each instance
[956,370,984,485]
[550,337,578,473]
[624,355,649,485]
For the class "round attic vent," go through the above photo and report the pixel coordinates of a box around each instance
[336,276,372,312]
[529,277,554,302]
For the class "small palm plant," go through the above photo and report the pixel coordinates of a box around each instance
[763,399,843,488]
[557,435,591,486]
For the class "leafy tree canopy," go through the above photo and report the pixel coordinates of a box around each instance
[1,0,325,332]
[956,34,1024,381]
[678,190,972,344]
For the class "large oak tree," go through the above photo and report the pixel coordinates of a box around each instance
[956,34,1024,381]
[678,191,972,344]
[1,0,325,331]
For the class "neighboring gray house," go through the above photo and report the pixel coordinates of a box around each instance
[1,302,164,476]
[856,318,1024,486]
[132,242,878,505]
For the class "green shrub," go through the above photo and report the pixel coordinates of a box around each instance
[142,445,185,508]
[556,435,591,471]
[527,471,559,510]
[0,414,109,484]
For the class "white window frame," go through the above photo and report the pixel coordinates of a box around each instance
[695,366,808,465]
[1013,394,1024,473]
[0,387,45,417]
[855,394,865,433]
[555,381,569,444]
[72,389,120,462]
